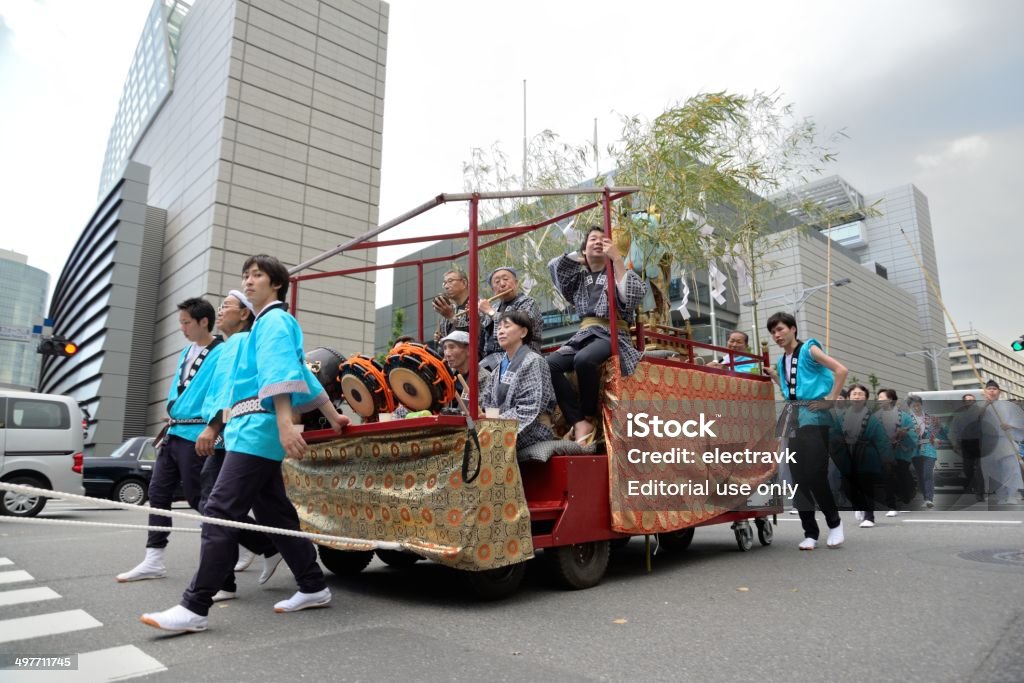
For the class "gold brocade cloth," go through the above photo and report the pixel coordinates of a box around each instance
[283,419,534,571]
[603,361,780,534]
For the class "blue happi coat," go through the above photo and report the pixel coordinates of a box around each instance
[223,303,327,461]
[167,339,225,442]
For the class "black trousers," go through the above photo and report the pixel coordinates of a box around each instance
[146,435,203,549]
[960,439,985,499]
[199,452,279,592]
[181,451,326,616]
[844,470,878,522]
[884,460,915,509]
[548,337,611,425]
[790,425,841,539]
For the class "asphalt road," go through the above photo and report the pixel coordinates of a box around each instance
[1,499,1022,683]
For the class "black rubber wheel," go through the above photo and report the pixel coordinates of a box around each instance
[317,546,374,576]
[549,541,610,590]
[609,537,631,551]
[113,478,148,505]
[756,518,774,546]
[1,475,48,518]
[734,523,754,552]
[376,549,421,568]
[657,527,695,553]
[465,562,528,600]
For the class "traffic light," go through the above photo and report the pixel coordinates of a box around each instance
[37,336,78,357]
[1013,337,1024,352]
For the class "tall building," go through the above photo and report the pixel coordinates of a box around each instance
[948,329,1024,401]
[0,250,49,391]
[773,176,950,390]
[40,0,389,455]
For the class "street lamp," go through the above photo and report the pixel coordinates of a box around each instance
[742,278,852,312]
[897,346,949,391]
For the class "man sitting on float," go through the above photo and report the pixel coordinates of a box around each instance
[707,330,759,373]
[439,330,490,414]
[481,310,556,450]
[477,267,543,371]
[547,226,647,445]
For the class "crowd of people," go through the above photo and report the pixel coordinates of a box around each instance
[762,313,1024,551]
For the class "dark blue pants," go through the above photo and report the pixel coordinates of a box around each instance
[146,435,203,549]
[199,452,279,593]
[181,451,326,616]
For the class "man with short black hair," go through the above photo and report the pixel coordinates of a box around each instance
[117,297,224,582]
[765,311,849,549]
[708,330,758,373]
[141,254,350,633]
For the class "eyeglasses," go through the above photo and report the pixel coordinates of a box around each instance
[443,277,465,285]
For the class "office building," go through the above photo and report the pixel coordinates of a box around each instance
[40,0,389,454]
[0,250,50,391]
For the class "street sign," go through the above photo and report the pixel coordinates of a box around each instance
[0,325,34,343]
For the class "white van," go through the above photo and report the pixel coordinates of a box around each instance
[0,389,85,517]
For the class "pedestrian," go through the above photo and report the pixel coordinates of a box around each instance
[876,388,917,516]
[949,393,985,501]
[117,298,224,582]
[141,254,350,633]
[765,312,849,550]
[977,380,1024,506]
[907,395,943,508]
[194,290,283,599]
[840,385,893,527]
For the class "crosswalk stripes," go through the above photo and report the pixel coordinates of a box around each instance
[1,645,168,682]
[0,609,102,645]
[0,570,34,585]
[0,557,168,681]
[0,587,61,607]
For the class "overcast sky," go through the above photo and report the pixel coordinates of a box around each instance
[1,0,1021,351]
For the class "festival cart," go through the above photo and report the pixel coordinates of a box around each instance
[284,187,783,599]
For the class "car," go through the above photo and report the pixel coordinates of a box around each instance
[83,436,167,505]
[1,390,85,517]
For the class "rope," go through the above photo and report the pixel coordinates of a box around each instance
[0,516,201,533]
[0,482,401,550]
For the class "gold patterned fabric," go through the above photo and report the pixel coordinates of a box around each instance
[283,419,534,571]
[604,361,780,534]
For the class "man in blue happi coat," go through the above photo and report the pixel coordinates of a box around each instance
[118,297,224,582]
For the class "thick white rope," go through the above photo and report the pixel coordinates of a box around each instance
[0,516,201,533]
[0,482,401,550]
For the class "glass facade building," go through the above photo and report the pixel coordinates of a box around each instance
[0,250,49,390]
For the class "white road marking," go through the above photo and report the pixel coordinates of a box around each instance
[0,587,61,607]
[0,644,167,682]
[0,570,34,585]
[0,609,101,644]
[901,519,1022,524]
[0,558,13,566]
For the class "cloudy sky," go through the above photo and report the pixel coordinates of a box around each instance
[1,0,1021,350]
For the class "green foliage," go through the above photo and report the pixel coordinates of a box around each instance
[378,308,406,363]
[868,373,880,394]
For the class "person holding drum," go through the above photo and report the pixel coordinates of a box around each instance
[432,268,471,343]
[478,266,543,371]
[481,310,556,450]
[547,226,647,446]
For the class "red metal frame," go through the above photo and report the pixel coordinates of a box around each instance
[293,187,780,551]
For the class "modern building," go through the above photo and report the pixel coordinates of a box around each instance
[40,0,389,455]
[771,176,951,391]
[0,250,50,391]
[948,329,1024,401]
